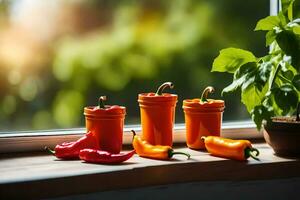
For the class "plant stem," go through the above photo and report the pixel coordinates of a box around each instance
[278,74,292,84]
[269,63,281,90]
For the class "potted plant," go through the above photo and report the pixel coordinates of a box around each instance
[211,0,300,156]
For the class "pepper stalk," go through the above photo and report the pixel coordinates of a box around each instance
[98,96,107,109]
[155,82,174,96]
[201,86,215,102]
[167,149,191,159]
[45,146,55,155]
[244,147,260,161]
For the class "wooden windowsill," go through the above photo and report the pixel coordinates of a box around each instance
[1,142,300,199]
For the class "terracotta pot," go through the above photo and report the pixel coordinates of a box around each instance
[138,93,177,146]
[263,117,300,156]
[84,105,126,154]
[183,99,225,150]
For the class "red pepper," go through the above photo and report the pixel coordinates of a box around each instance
[79,149,135,164]
[45,131,99,159]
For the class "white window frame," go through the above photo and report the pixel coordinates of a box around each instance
[0,0,279,154]
[0,121,261,153]
[270,0,279,16]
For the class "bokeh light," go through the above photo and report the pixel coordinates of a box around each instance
[0,0,271,131]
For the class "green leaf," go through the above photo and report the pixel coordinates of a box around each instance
[288,0,295,21]
[281,0,295,22]
[222,62,257,94]
[255,16,280,31]
[282,70,294,80]
[281,0,293,12]
[264,92,284,116]
[251,105,273,130]
[212,48,257,73]
[276,30,300,67]
[242,76,256,91]
[293,74,300,91]
[234,62,257,78]
[222,78,244,95]
[273,84,298,113]
[281,60,297,74]
[278,11,288,27]
[293,26,300,35]
[258,61,273,83]
[241,83,268,113]
[239,62,258,90]
[265,30,277,46]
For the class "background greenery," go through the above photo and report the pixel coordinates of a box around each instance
[212,0,300,129]
[0,0,269,131]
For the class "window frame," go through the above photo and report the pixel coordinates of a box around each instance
[0,0,278,154]
[0,121,261,153]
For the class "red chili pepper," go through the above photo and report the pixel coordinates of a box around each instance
[45,131,99,160]
[79,149,135,164]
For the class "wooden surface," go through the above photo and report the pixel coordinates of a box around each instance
[1,143,300,199]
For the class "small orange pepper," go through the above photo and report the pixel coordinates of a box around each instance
[202,136,260,161]
[131,130,190,160]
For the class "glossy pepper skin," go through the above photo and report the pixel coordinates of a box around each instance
[202,136,259,161]
[46,131,99,159]
[79,149,135,164]
[131,130,190,160]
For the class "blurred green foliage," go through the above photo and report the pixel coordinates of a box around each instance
[0,0,269,131]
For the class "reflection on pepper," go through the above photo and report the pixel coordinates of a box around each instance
[132,130,190,160]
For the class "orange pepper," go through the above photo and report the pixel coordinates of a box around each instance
[132,130,190,160]
[183,86,225,150]
[202,136,260,161]
[84,96,126,154]
[138,82,177,146]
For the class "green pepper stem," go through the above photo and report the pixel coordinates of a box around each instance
[201,86,215,102]
[45,146,55,155]
[98,96,107,109]
[155,82,174,96]
[169,149,191,160]
[245,147,260,161]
